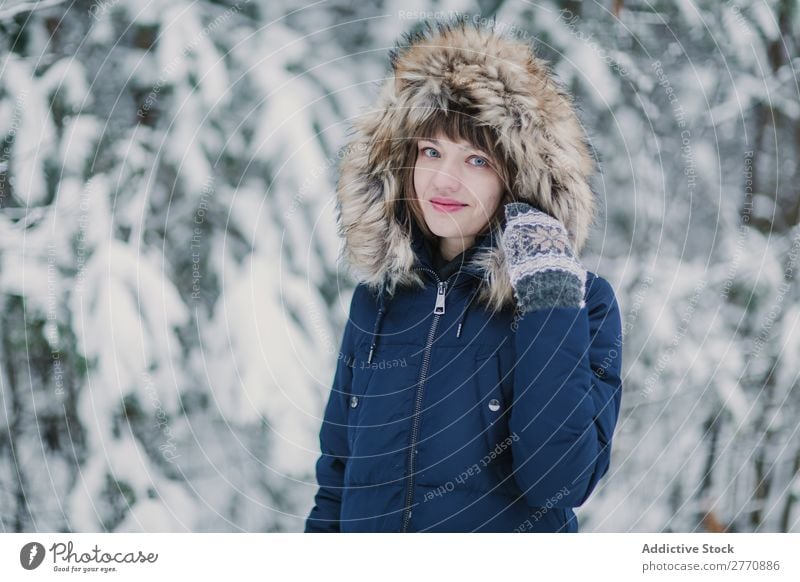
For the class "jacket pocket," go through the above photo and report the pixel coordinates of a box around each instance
[475,353,512,460]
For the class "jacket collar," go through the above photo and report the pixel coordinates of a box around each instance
[409,219,497,287]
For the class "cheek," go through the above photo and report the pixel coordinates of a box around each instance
[412,166,426,198]
[473,178,504,216]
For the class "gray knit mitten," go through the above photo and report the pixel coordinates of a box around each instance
[501,202,587,314]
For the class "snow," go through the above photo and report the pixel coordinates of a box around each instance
[3,56,55,206]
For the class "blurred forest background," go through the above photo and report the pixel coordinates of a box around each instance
[1,0,799,532]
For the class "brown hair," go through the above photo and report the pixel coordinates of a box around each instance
[397,103,518,242]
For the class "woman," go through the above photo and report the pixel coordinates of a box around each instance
[305,18,623,533]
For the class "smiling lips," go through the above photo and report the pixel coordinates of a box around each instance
[429,197,468,213]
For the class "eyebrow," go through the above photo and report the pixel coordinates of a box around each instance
[419,137,489,157]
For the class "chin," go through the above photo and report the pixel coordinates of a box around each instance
[428,224,475,240]
[424,220,458,238]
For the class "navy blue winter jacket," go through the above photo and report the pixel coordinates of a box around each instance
[305,229,623,532]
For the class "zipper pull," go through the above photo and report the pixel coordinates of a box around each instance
[434,282,446,315]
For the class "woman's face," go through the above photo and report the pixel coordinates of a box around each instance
[413,132,504,258]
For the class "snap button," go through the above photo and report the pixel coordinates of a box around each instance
[350,395,359,408]
[488,399,500,412]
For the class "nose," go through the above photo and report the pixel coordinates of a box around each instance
[430,159,462,192]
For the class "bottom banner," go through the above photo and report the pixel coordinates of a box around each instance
[2,533,797,581]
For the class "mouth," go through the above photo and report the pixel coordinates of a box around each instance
[429,197,468,213]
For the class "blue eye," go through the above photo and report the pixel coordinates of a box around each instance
[470,156,488,167]
[421,146,440,158]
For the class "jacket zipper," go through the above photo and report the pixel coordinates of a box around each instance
[400,266,455,532]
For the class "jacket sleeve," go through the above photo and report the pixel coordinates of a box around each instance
[304,287,358,532]
[509,274,623,509]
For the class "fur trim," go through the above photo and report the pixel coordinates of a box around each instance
[335,18,597,312]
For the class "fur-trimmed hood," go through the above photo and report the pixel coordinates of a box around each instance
[336,18,597,312]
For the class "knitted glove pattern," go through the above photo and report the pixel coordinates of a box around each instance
[501,202,587,314]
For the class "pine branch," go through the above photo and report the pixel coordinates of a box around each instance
[0,0,69,21]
